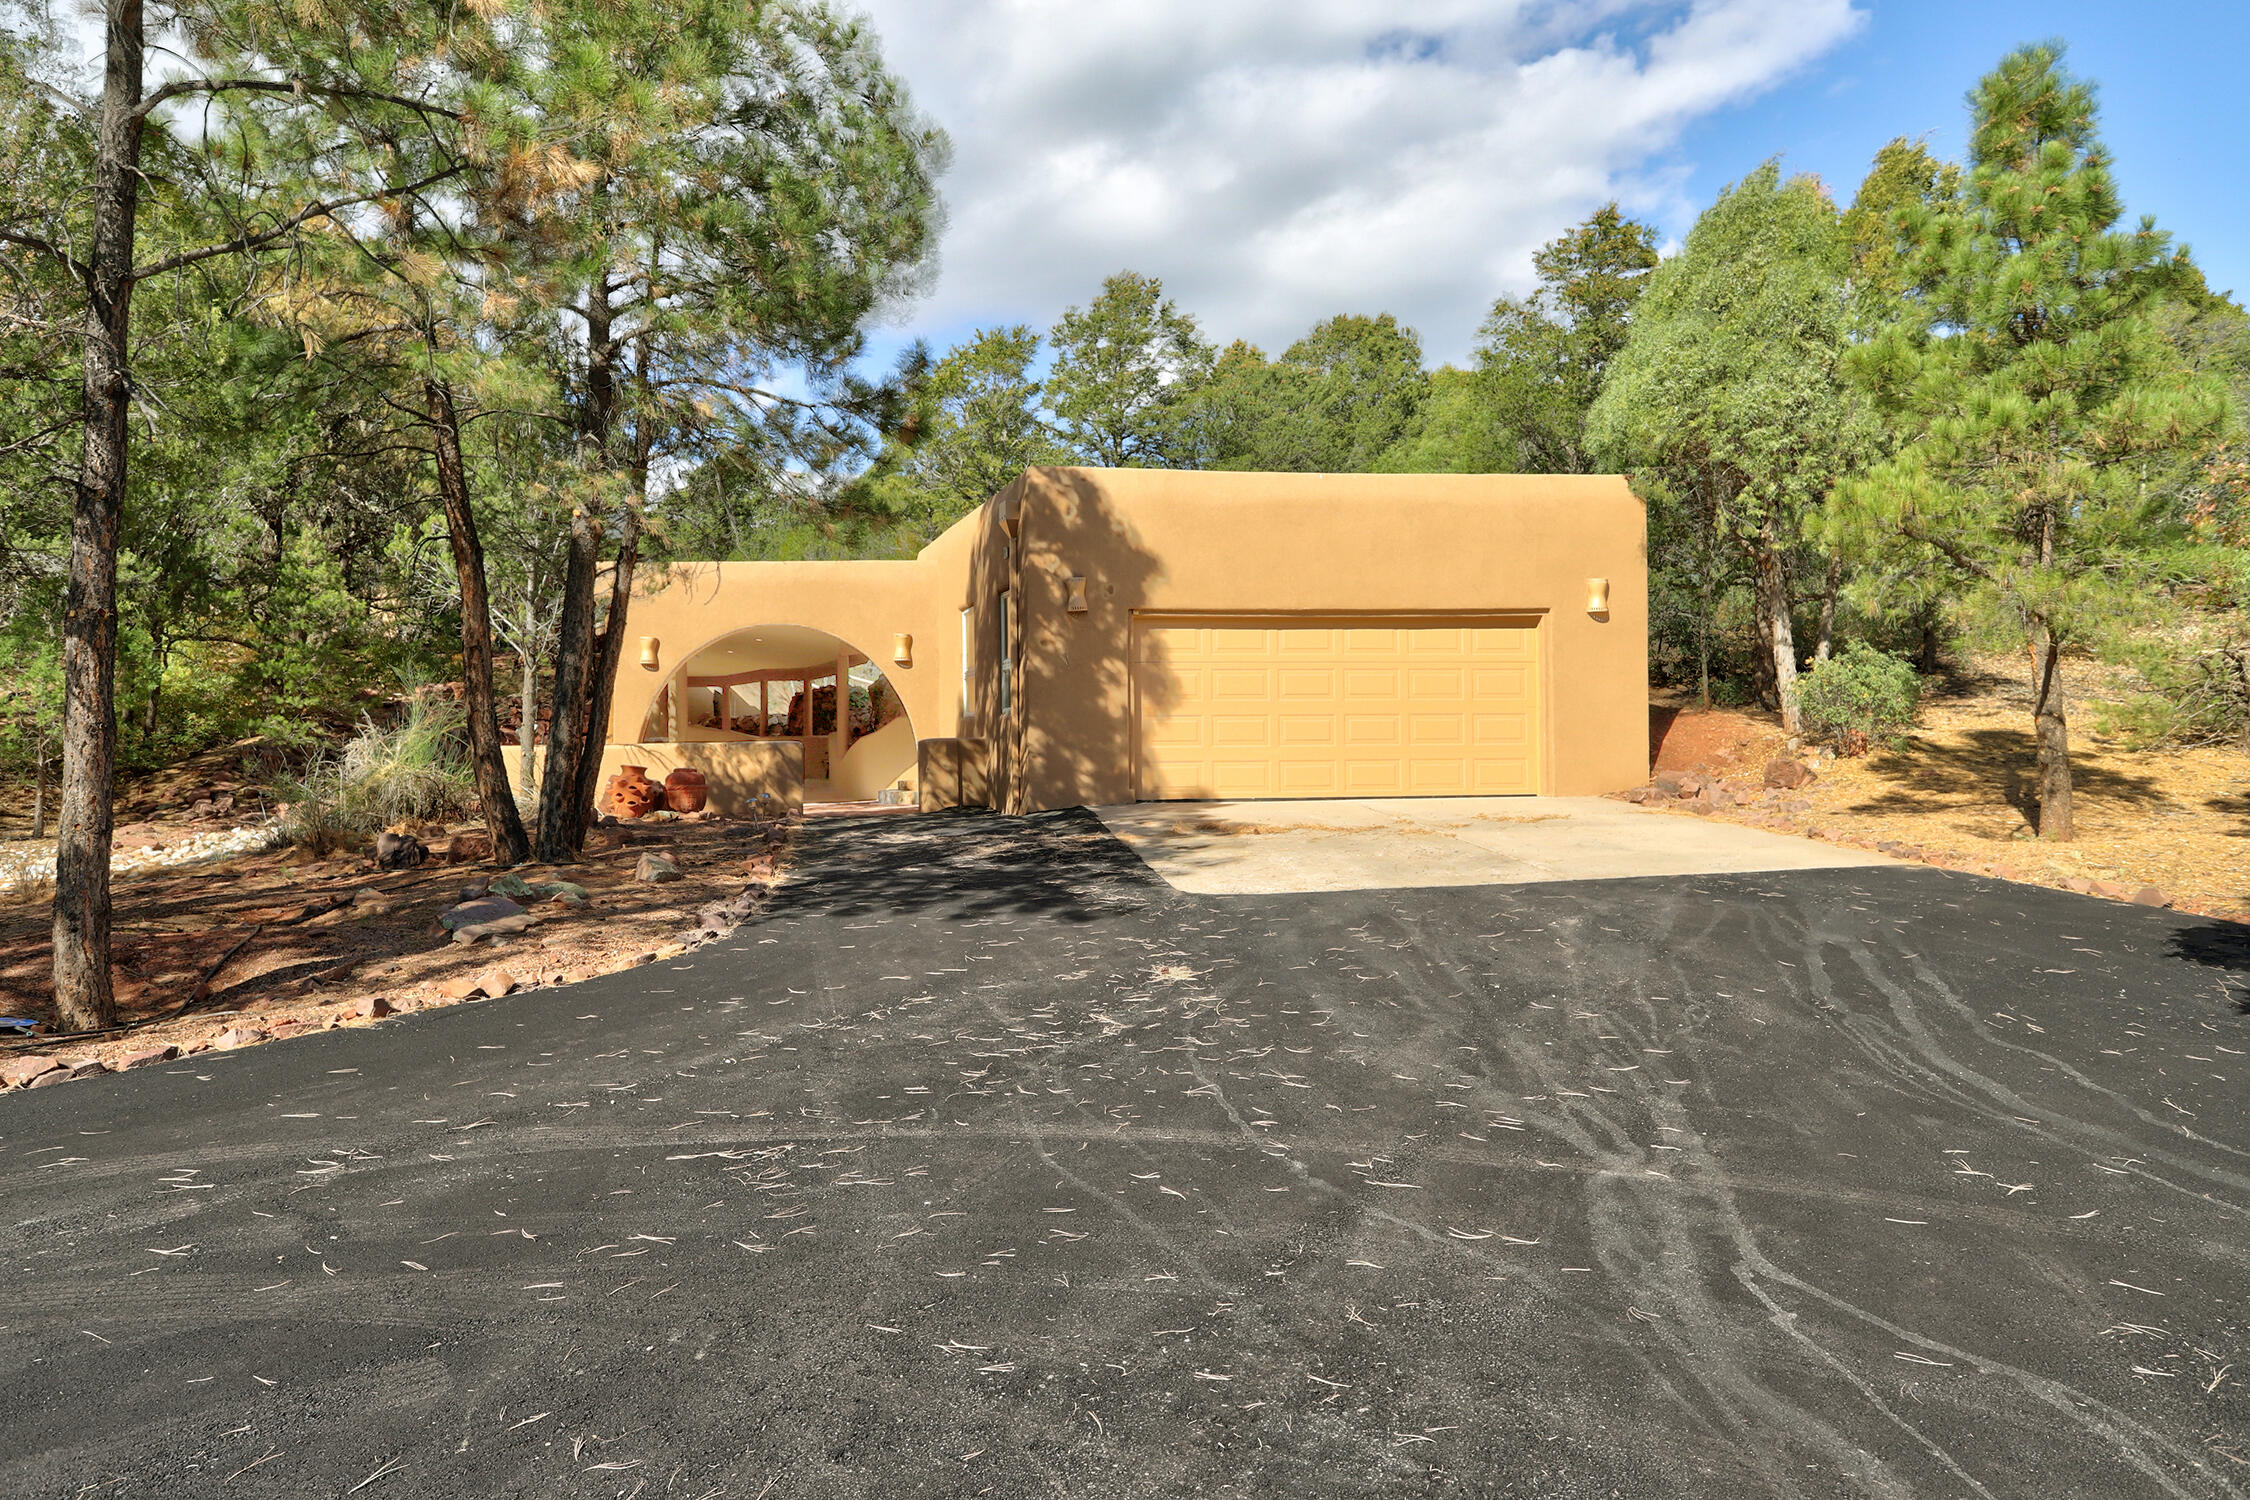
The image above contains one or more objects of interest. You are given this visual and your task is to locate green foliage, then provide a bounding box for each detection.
[1835,43,2229,697]
[1197,315,1429,473]
[1475,204,1661,474]
[1045,271,1214,468]
[1796,644,1922,752]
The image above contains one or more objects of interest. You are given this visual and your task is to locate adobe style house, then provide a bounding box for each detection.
[580,467,1648,815]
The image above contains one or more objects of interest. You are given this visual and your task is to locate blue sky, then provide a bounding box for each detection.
[1671,1,2250,298]
[847,1,2247,370]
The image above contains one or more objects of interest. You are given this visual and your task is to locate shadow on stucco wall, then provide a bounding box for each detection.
[1008,468,1172,813]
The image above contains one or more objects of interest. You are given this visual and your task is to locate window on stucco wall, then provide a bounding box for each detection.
[959,606,972,721]
[998,591,1013,716]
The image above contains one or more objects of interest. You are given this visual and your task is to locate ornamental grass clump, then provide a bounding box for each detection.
[279,697,477,850]
[1797,644,1922,755]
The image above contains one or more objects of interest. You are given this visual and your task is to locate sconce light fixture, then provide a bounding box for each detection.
[892,632,913,666]
[1585,578,1610,616]
[638,636,661,670]
[1065,576,1088,613]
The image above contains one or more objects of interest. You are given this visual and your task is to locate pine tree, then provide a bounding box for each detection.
[1836,44,2227,839]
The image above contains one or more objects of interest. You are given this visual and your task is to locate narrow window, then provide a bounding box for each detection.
[998,592,1013,716]
[959,606,972,720]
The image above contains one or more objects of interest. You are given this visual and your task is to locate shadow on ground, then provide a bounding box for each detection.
[1846,726,2173,826]
[765,806,1169,925]
[2170,919,2250,1011]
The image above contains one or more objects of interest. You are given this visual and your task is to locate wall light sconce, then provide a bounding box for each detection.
[1585,578,1610,616]
[1065,576,1088,613]
[892,632,913,667]
[638,636,661,670]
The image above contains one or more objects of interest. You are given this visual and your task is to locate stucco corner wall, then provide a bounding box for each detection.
[505,740,805,818]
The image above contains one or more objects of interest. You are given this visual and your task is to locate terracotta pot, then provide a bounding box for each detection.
[663,766,708,813]
[604,764,660,819]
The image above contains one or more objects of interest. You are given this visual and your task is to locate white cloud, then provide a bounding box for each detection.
[847,0,1863,363]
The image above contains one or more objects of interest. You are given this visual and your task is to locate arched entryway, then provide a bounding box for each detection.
[646,623,917,805]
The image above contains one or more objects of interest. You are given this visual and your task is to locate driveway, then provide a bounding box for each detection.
[1094,795,1894,893]
[3,810,2246,1498]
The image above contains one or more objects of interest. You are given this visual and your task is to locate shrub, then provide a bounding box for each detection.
[276,696,476,849]
[1797,643,1921,754]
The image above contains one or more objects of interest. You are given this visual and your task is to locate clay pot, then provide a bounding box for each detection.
[663,766,708,814]
[604,764,660,819]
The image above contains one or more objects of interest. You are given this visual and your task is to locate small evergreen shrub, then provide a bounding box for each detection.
[1797,643,1921,754]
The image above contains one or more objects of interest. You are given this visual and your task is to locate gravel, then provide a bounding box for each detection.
[0,823,282,900]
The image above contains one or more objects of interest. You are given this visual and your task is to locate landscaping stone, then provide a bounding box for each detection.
[476,969,521,998]
[446,830,496,865]
[119,1044,179,1070]
[2132,885,2171,908]
[373,831,428,870]
[1763,756,1815,790]
[434,975,483,1001]
[356,996,395,1019]
[441,896,528,931]
[452,913,535,944]
[654,942,689,962]
[214,1027,266,1049]
[3,1056,63,1087]
[28,1066,75,1088]
[2062,877,2095,894]
[635,853,682,883]
[1652,771,1687,795]
[2092,880,2132,901]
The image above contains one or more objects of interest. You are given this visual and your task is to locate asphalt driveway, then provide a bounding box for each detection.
[3,810,2247,1498]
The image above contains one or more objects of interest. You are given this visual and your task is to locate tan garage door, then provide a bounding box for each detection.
[1133,615,1541,800]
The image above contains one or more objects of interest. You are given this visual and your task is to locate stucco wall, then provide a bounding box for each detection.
[506,740,805,817]
[601,467,1647,814]
[989,468,1648,809]
[831,716,916,801]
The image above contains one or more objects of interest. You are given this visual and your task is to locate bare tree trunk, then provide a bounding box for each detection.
[535,500,601,862]
[33,747,48,841]
[517,646,537,801]
[568,501,641,835]
[2031,627,2074,840]
[53,0,146,1032]
[1752,532,1801,735]
[427,375,529,865]
[1814,555,1841,662]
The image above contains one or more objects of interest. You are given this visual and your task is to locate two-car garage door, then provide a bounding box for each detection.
[1133,615,1542,800]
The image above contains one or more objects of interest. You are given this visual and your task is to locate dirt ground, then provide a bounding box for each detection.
[1646,656,2250,922]
[0,806,794,1075]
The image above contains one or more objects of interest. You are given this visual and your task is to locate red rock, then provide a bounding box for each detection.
[214,1027,265,1049]
[119,1044,179,1070]
[476,968,520,998]
[28,1067,74,1088]
[1763,756,1815,790]
[433,975,483,1001]
[356,996,395,1019]
[2131,885,2170,908]
[2062,877,2094,894]
[63,1058,109,1079]
[2092,880,2132,901]
[1992,865,2021,881]
[2,1057,62,1088]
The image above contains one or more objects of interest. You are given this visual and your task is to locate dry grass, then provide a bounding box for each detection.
[1651,657,2250,919]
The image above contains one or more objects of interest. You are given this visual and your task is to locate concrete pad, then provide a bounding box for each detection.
[1093,796,1894,894]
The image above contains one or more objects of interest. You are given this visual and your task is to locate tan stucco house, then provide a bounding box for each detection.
[569,467,1649,816]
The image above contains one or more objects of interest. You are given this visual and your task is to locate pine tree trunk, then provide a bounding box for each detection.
[1752,531,1801,734]
[518,647,538,801]
[427,375,529,866]
[568,501,640,836]
[52,0,146,1033]
[2031,628,2074,840]
[33,749,48,841]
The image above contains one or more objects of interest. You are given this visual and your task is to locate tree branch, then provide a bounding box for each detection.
[133,76,466,125]
[131,164,469,282]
